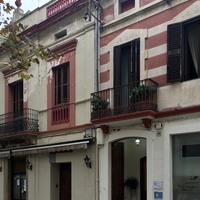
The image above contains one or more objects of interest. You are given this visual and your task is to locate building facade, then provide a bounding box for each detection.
[0,1,97,200]
[92,0,200,200]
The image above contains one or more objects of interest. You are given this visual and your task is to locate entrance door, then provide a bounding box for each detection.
[11,158,26,200]
[140,156,147,200]
[13,174,26,200]
[60,163,71,200]
[112,142,124,200]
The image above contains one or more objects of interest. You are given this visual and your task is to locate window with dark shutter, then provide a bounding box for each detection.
[114,39,140,87]
[167,23,182,83]
[167,16,200,83]
[113,38,140,107]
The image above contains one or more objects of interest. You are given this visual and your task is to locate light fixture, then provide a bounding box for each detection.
[84,155,91,168]
[135,138,140,146]
[26,159,32,171]
[83,0,103,25]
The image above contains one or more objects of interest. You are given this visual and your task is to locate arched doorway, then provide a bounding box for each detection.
[111,138,146,200]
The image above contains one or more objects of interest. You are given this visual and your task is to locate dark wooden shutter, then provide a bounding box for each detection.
[131,39,140,83]
[114,46,121,87]
[167,22,182,82]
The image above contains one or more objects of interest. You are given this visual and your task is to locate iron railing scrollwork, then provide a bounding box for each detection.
[91,79,158,120]
[0,108,39,135]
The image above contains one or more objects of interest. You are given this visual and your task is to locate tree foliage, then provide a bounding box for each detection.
[0,0,54,79]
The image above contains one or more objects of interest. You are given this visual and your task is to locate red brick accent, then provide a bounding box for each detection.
[146,53,167,70]
[100,31,123,47]
[145,31,167,49]
[101,4,114,24]
[151,74,167,87]
[101,0,195,47]
[100,52,110,65]
[140,0,155,7]
[100,70,110,83]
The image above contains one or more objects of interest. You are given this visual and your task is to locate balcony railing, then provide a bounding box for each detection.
[51,103,69,125]
[91,79,158,120]
[0,108,39,135]
[47,0,79,17]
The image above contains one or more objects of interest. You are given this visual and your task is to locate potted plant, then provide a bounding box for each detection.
[91,95,109,112]
[129,85,149,103]
[124,177,138,191]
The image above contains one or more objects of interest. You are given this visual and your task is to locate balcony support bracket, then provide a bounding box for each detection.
[142,118,152,129]
[100,125,109,134]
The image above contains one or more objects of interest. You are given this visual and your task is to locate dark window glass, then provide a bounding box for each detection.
[53,63,69,105]
[119,0,135,13]
[12,81,23,116]
[114,39,140,107]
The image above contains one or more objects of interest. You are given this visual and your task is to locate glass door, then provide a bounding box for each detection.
[13,174,26,200]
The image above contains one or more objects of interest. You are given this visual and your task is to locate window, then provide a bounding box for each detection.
[167,16,200,82]
[114,39,140,107]
[55,29,67,40]
[12,81,23,116]
[119,0,135,13]
[172,133,200,199]
[53,63,69,105]
[114,39,140,86]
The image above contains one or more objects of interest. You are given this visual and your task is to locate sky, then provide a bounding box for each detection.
[5,0,51,13]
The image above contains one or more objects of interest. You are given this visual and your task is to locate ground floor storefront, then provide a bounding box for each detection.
[0,138,96,200]
[98,116,200,200]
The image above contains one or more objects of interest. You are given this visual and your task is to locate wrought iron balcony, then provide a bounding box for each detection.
[0,108,39,136]
[91,79,158,120]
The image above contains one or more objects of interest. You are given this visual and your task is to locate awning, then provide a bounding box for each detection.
[0,140,90,157]
[0,151,10,158]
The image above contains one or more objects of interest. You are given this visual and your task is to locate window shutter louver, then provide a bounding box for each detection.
[114,46,121,86]
[131,39,140,83]
[167,23,182,83]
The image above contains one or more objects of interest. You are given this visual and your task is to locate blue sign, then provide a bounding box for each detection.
[154,192,163,200]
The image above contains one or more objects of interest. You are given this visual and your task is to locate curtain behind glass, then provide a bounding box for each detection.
[187,20,200,76]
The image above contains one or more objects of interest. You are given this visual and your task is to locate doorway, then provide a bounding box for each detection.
[60,163,71,200]
[111,138,146,200]
[11,158,26,200]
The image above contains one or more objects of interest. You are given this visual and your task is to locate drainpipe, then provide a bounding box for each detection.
[94,1,101,92]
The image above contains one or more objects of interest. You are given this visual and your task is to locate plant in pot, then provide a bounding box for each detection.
[129,85,149,103]
[124,177,138,191]
[91,95,109,112]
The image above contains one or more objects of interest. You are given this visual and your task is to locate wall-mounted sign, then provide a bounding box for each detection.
[154,181,163,190]
[154,192,163,200]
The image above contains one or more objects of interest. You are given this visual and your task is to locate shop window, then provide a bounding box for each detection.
[167,16,200,83]
[119,0,135,13]
[53,63,69,105]
[172,133,200,199]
